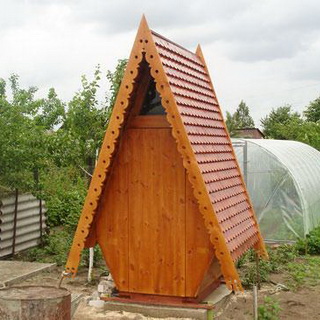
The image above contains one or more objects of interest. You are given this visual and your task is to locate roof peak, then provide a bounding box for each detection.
[150,29,196,56]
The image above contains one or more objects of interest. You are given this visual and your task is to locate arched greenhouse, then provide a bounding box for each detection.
[232,139,320,242]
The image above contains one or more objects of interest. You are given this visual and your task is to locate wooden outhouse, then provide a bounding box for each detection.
[65,16,267,302]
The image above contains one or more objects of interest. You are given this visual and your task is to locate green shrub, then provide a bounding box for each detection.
[258,296,281,320]
[22,165,106,269]
[40,166,87,229]
[25,229,72,266]
[242,258,273,288]
[240,245,298,288]
[25,228,104,267]
[296,226,320,255]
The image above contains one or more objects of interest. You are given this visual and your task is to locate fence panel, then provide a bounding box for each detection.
[0,192,46,258]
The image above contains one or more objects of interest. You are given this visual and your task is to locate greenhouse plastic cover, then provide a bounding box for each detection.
[232,139,320,241]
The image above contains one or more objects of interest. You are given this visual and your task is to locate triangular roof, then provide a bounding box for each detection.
[65,16,267,291]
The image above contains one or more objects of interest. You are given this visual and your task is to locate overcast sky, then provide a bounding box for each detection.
[1,0,320,126]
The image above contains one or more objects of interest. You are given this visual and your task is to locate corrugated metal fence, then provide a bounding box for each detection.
[0,192,46,258]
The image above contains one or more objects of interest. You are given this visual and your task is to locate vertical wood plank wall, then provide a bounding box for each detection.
[185,178,215,296]
[95,124,218,297]
[128,128,186,296]
[96,138,129,291]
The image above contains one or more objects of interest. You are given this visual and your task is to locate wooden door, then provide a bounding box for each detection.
[127,128,186,296]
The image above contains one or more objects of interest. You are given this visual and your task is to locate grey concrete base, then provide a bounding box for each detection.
[104,301,209,320]
[0,261,56,287]
[100,285,231,320]
[73,285,232,319]
[204,284,232,305]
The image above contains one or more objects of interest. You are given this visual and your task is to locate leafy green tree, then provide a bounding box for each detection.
[0,78,5,98]
[260,104,320,150]
[225,111,238,136]
[233,100,255,128]
[53,60,127,173]
[0,75,48,191]
[226,100,255,136]
[106,59,127,110]
[304,96,320,123]
[260,105,302,139]
[292,121,320,150]
[61,66,107,172]
[35,88,66,130]
[0,59,128,200]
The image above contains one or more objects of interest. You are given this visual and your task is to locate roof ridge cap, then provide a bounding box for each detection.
[150,29,196,56]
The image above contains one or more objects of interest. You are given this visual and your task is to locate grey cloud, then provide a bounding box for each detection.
[211,0,320,62]
[225,32,308,62]
[0,2,28,32]
[68,0,252,34]
[287,47,320,81]
[1,0,319,121]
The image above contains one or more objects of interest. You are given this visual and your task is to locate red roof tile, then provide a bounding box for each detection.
[151,31,260,261]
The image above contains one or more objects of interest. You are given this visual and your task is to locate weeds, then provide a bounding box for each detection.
[285,256,320,289]
[239,237,320,290]
[18,227,103,267]
[296,226,320,255]
[258,296,281,320]
[240,245,298,288]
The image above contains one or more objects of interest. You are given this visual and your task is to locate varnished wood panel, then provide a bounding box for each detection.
[185,177,215,297]
[129,115,170,128]
[128,128,186,296]
[96,135,129,292]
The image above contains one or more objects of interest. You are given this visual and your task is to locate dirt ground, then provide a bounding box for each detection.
[17,266,320,319]
[215,285,320,319]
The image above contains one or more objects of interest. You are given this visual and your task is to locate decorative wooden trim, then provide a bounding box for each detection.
[65,17,149,276]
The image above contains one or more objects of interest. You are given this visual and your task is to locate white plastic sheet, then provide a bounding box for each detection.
[232,139,320,241]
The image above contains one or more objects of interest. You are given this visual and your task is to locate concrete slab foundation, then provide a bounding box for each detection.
[0,261,56,287]
[73,285,232,320]
[103,301,209,320]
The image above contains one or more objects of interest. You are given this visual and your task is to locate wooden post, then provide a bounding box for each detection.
[243,140,248,186]
[253,285,258,320]
[39,198,43,245]
[256,252,261,290]
[11,188,18,256]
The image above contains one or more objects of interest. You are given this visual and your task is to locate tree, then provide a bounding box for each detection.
[61,66,107,171]
[35,88,66,130]
[225,111,238,137]
[106,59,127,119]
[260,104,320,150]
[296,121,320,150]
[225,101,255,136]
[0,59,128,193]
[233,100,255,129]
[0,75,49,191]
[53,60,128,173]
[304,96,320,123]
[260,105,302,139]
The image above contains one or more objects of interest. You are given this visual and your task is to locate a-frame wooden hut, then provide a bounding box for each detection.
[65,16,267,302]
